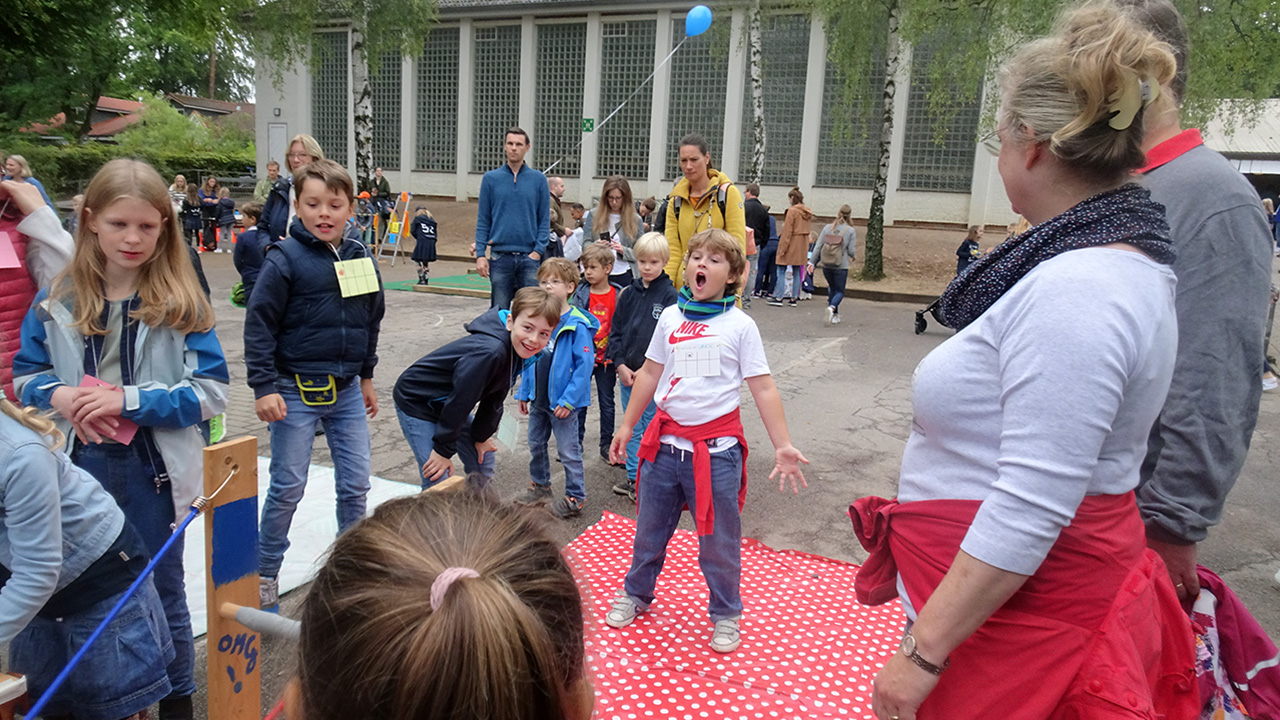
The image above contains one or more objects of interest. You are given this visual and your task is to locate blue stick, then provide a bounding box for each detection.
[26,505,202,718]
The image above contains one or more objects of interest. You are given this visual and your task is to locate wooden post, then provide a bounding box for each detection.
[203,437,261,720]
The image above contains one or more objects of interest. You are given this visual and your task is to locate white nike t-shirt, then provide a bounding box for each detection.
[645,305,770,452]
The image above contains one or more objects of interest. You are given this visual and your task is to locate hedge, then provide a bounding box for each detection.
[3,139,255,199]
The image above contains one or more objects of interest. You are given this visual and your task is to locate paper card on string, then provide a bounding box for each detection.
[672,340,720,378]
[0,230,21,270]
[334,257,380,297]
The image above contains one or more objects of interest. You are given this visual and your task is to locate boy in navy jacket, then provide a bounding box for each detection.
[243,159,385,608]
[606,232,679,499]
[393,287,559,489]
[512,258,598,519]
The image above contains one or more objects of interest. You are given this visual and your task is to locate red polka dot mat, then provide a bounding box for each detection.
[566,511,907,719]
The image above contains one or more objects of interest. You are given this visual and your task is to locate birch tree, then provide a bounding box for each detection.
[746,0,767,184]
[814,0,1280,281]
[246,0,437,191]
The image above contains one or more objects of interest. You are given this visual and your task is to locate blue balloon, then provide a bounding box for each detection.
[686,5,713,37]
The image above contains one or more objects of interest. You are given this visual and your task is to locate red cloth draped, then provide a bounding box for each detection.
[0,217,38,401]
[849,493,1197,720]
[636,408,747,536]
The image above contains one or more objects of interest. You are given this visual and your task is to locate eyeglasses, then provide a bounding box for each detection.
[606,194,623,201]
[288,152,311,159]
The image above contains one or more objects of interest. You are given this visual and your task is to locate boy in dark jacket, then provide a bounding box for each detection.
[409,207,438,286]
[243,160,386,609]
[216,187,236,252]
[393,287,559,489]
[606,232,678,499]
[233,202,266,303]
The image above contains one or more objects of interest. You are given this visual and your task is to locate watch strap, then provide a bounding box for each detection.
[902,632,948,676]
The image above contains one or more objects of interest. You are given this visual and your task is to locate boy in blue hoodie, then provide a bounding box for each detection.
[513,257,598,518]
[393,287,559,490]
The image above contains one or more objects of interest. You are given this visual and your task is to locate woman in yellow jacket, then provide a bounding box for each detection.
[664,133,747,285]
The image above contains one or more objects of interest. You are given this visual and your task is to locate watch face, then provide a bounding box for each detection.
[901,634,915,655]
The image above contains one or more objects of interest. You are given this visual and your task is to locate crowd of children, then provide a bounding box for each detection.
[0,132,816,718]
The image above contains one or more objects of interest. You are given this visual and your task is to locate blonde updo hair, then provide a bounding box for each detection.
[998,1,1176,184]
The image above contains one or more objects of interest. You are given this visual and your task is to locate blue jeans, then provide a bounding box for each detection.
[755,242,777,295]
[775,265,802,299]
[73,441,195,698]
[12,579,174,720]
[823,267,848,311]
[396,405,494,489]
[260,382,371,579]
[619,383,657,481]
[488,251,540,309]
[623,443,744,621]
[527,403,586,500]
[577,362,616,453]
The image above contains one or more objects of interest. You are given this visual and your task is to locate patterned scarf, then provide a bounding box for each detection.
[938,183,1175,330]
[677,286,736,320]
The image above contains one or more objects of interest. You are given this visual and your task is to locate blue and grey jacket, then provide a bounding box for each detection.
[0,413,126,645]
[515,306,598,411]
[13,288,229,521]
[243,220,386,398]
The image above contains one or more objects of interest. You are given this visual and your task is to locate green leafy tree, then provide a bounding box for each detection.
[123,20,255,102]
[813,0,1280,280]
[245,0,438,191]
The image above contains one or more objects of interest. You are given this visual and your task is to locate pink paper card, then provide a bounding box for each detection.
[78,375,139,445]
[0,230,20,270]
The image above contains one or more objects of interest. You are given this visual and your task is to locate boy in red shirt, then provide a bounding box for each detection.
[572,243,624,462]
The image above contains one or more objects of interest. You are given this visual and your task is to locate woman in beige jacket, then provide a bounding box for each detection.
[769,187,813,307]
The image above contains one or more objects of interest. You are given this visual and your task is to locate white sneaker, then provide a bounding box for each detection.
[1264,373,1278,391]
[260,576,279,608]
[825,306,834,324]
[831,313,842,324]
[710,616,741,653]
[605,593,641,628]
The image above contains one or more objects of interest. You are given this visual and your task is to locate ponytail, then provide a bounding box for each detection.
[1,399,63,448]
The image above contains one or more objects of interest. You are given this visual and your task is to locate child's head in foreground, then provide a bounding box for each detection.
[684,228,745,301]
[579,243,614,288]
[508,287,561,358]
[633,232,669,284]
[537,257,579,304]
[289,490,593,720]
[240,201,263,227]
[292,159,354,245]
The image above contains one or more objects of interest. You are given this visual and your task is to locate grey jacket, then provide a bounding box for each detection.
[582,209,642,266]
[808,223,857,270]
[1136,140,1273,545]
[0,413,125,644]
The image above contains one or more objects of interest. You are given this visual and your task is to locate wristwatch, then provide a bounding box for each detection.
[900,631,949,675]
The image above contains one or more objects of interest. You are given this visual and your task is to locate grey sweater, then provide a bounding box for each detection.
[1136,140,1273,545]
[899,249,1178,575]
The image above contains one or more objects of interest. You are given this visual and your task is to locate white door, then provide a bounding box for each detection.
[268,123,289,173]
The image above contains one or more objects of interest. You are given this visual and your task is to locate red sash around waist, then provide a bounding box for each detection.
[637,407,747,536]
[848,493,1196,720]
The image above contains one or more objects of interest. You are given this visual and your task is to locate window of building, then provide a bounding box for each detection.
[816,51,886,188]
[739,13,810,186]
[597,19,656,179]
[665,16,730,181]
[472,24,522,172]
[535,22,587,176]
[416,27,460,172]
[899,41,982,192]
[371,51,401,171]
[312,31,349,167]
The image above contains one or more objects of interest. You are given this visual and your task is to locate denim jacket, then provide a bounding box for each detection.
[13,288,230,521]
[0,413,125,644]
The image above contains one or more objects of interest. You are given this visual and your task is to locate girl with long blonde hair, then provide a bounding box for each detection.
[585,175,643,285]
[13,158,229,719]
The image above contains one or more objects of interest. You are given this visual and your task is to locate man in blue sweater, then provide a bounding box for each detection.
[475,127,551,309]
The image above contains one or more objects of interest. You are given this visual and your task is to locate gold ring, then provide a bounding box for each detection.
[1175,582,1184,588]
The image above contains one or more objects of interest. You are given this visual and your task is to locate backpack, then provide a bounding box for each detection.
[671,182,730,226]
[818,225,847,268]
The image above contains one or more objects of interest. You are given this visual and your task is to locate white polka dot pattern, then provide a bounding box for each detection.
[565,511,907,719]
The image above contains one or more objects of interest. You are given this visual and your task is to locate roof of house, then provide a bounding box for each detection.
[1202,100,1280,158]
[95,96,145,115]
[166,93,255,115]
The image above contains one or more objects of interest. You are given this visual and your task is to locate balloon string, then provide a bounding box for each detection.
[545,36,690,174]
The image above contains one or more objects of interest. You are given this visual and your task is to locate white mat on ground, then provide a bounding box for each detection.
[183,457,420,637]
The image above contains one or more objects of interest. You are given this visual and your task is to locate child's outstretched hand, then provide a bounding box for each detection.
[769,444,810,494]
[609,426,632,465]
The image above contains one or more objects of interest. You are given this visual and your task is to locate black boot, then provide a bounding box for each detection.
[158,694,194,720]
